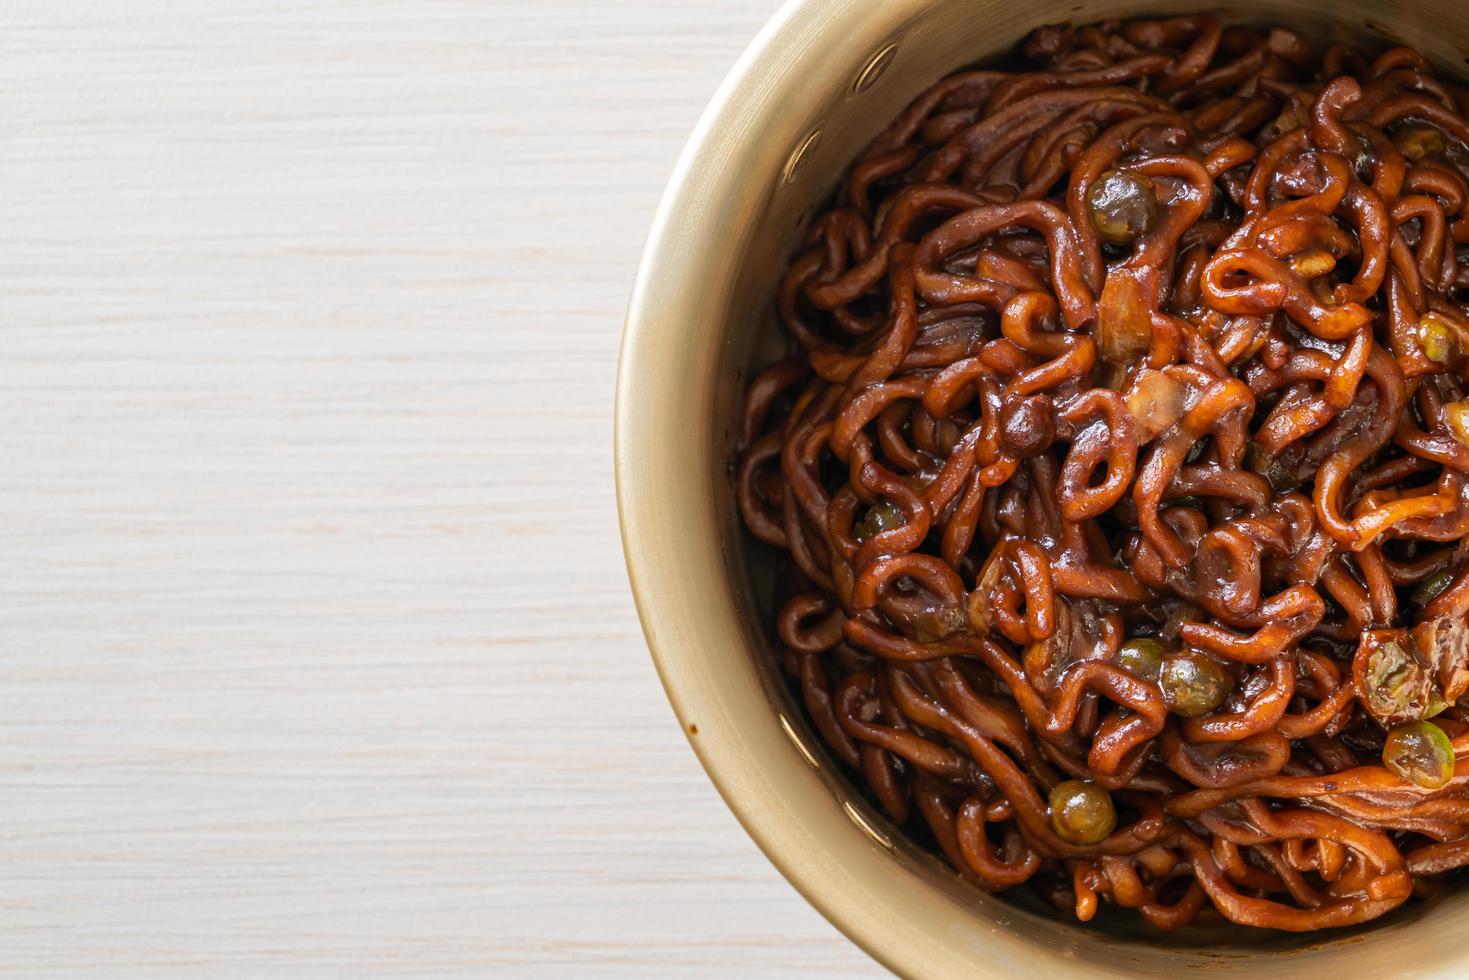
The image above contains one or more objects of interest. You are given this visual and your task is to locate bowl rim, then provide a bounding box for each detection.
[615,2,917,972]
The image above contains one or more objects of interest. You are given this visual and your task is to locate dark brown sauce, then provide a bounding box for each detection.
[736,15,1469,932]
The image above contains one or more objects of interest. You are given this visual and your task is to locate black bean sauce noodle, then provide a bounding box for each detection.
[736,16,1469,931]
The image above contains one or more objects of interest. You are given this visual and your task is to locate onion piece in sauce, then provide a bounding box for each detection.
[1123,367,1186,442]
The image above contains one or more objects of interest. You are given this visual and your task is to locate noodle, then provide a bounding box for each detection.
[736,16,1469,932]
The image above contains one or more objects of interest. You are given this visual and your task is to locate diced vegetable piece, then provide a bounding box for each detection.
[1123,368,1186,441]
[1414,611,1469,706]
[966,549,1009,634]
[911,603,967,643]
[1395,123,1448,162]
[1097,266,1156,364]
[1418,313,1460,366]
[1355,630,1433,727]
[1412,569,1456,608]
[1087,169,1158,244]
[1445,402,1469,447]
[1290,248,1336,279]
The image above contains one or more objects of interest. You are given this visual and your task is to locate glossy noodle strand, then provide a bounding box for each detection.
[737,16,1469,932]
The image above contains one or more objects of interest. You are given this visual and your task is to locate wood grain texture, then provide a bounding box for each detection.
[0,1,884,975]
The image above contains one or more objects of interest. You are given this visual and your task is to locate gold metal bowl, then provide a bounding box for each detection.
[616,1,1469,975]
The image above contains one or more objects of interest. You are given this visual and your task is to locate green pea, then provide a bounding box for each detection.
[1087,169,1158,245]
[1411,569,1456,608]
[1160,652,1233,718]
[1383,720,1456,789]
[1116,637,1165,683]
[1395,123,1447,162]
[1048,780,1117,845]
[853,500,905,542]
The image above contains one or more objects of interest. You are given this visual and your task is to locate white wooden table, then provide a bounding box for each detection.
[0,2,883,975]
